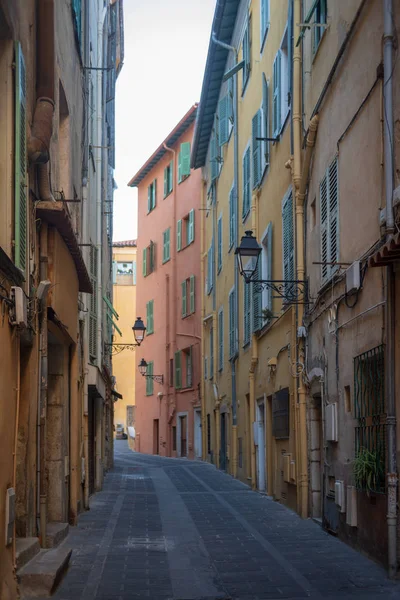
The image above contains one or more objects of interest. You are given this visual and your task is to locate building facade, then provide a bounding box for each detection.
[0,1,123,597]
[129,106,203,459]
[112,240,137,450]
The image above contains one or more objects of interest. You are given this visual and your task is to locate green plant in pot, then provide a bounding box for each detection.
[353,447,385,495]
[262,308,274,323]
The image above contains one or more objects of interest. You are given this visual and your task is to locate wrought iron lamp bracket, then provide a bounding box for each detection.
[245,278,308,304]
[141,373,164,385]
[104,343,140,356]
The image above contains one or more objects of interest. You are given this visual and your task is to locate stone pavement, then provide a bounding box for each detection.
[26,441,400,600]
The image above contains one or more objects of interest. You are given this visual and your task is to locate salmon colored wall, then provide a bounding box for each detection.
[135,120,202,458]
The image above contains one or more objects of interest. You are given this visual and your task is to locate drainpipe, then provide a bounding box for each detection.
[383,0,397,578]
[12,330,20,569]
[249,192,260,490]
[200,180,207,460]
[39,223,48,547]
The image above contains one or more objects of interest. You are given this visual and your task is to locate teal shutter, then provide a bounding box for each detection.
[261,0,269,45]
[180,142,191,177]
[210,131,218,181]
[142,248,147,276]
[242,19,251,89]
[146,361,154,395]
[229,289,235,357]
[217,216,222,272]
[262,74,270,165]
[283,191,294,281]
[169,161,173,193]
[178,149,182,183]
[211,236,215,290]
[218,309,224,371]
[266,225,273,310]
[189,275,195,314]
[252,259,261,332]
[210,326,214,378]
[273,51,281,137]
[186,346,193,387]
[163,229,170,262]
[181,281,187,317]
[229,187,235,247]
[14,42,27,272]
[167,228,170,260]
[228,77,234,122]
[147,185,151,213]
[175,351,182,389]
[146,300,154,334]
[177,219,182,251]
[164,167,167,197]
[153,179,157,208]
[252,110,262,188]
[218,96,229,145]
[242,148,251,218]
[244,281,251,344]
[188,209,195,243]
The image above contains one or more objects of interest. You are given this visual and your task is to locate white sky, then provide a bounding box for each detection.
[113,0,216,242]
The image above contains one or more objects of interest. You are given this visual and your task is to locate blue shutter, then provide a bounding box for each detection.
[261,0,269,45]
[210,131,218,181]
[217,216,222,272]
[252,110,262,188]
[218,309,224,371]
[180,142,191,177]
[229,187,236,248]
[287,0,293,103]
[229,289,236,357]
[273,51,281,137]
[228,77,234,123]
[14,42,27,272]
[262,74,270,165]
[207,246,212,295]
[242,148,251,219]
[218,96,229,146]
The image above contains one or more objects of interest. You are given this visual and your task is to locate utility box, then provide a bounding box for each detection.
[5,488,15,546]
[326,403,338,442]
[335,480,345,512]
[283,453,292,483]
[10,286,27,328]
[345,261,361,295]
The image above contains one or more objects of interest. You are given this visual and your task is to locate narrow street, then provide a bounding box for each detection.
[23,442,400,600]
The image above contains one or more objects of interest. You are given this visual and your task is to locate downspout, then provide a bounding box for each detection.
[249,191,260,490]
[39,223,48,547]
[12,330,20,570]
[212,31,239,477]
[383,0,397,578]
[200,180,207,460]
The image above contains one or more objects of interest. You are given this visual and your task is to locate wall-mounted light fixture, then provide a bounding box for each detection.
[105,316,146,355]
[138,358,164,384]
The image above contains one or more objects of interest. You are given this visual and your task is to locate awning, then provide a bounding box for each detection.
[368,234,400,268]
[111,389,123,400]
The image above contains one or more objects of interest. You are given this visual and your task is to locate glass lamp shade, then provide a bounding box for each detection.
[235,230,261,281]
[132,316,146,345]
[138,358,148,376]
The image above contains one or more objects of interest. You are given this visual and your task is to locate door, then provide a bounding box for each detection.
[180,415,187,457]
[220,412,227,471]
[194,409,202,458]
[153,419,159,455]
[256,400,266,492]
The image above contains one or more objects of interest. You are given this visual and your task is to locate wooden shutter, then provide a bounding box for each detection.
[142,247,147,277]
[217,216,222,272]
[229,187,235,247]
[242,148,251,218]
[177,219,182,251]
[244,280,251,344]
[218,96,229,146]
[189,275,195,314]
[188,209,195,243]
[282,191,294,281]
[321,157,339,282]
[252,259,261,332]
[175,351,182,389]
[14,42,27,272]
[262,74,270,165]
[146,300,154,334]
[146,361,154,396]
[180,142,191,177]
[218,309,224,371]
[178,149,182,183]
[273,51,281,137]
[153,179,157,208]
[181,280,187,317]
[211,236,215,290]
[252,110,262,188]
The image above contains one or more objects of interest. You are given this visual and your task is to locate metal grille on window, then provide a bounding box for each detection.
[354,345,386,493]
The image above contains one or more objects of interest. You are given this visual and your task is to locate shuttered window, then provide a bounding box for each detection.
[178,142,191,183]
[218,96,229,146]
[229,287,236,358]
[252,258,262,332]
[210,129,219,181]
[260,0,270,49]
[218,308,224,372]
[273,51,281,137]
[181,281,187,317]
[147,179,156,212]
[14,42,27,272]
[228,76,234,123]
[262,74,270,166]
[207,239,214,295]
[242,16,251,92]
[177,219,182,251]
[146,300,154,334]
[313,0,327,53]
[186,347,193,388]
[210,326,214,379]
[244,280,251,345]
[217,215,223,273]
[188,209,195,244]
[142,248,147,276]
[242,147,251,218]
[175,351,182,389]
[252,111,262,189]
[146,361,154,396]
[282,190,294,282]
[164,161,173,197]
[162,228,170,263]
[89,246,98,363]
[229,186,236,249]
[189,275,195,314]
[320,157,339,283]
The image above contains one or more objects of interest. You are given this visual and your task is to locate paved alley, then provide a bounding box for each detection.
[30,442,400,600]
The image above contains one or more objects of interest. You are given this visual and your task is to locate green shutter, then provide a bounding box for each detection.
[217,216,222,272]
[177,219,182,251]
[14,41,27,272]
[147,185,151,213]
[142,248,147,277]
[189,275,195,314]
[218,96,229,145]
[229,187,235,247]
[168,161,173,193]
[167,228,170,260]
[273,51,281,136]
[146,300,154,334]
[262,74,270,165]
[188,209,195,243]
[180,142,191,177]
[146,361,154,395]
[163,229,170,263]
[186,347,193,387]
[181,281,187,317]
[252,110,262,188]
[175,351,182,389]
[153,179,157,208]
[164,166,168,198]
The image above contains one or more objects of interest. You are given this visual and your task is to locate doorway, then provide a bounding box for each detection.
[153,419,159,455]
[180,415,187,457]
[256,399,266,492]
[220,412,227,471]
[194,409,202,459]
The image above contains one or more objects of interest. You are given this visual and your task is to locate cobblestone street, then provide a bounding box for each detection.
[31,442,400,600]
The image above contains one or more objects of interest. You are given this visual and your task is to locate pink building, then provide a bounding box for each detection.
[128,105,202,459]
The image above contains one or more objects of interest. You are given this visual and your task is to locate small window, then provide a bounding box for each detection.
[181,275,195,318]
[164,161,173,198]
[147,179,157,213]
[116,262,134,285]
[175,347,193,389]
[142,241,156,277]
[177,210,195,251]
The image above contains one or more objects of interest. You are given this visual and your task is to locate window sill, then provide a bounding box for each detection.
[163,190,173,200]
[178,174,190,185]
[162,258,170,265]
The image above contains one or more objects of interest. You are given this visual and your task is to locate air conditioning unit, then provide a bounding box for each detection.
[346,261,361,295]
[283,453,292,483]
[346,486,357,527]
[335,480,345,512]
[10,287,27,328]
[326,403,338,442]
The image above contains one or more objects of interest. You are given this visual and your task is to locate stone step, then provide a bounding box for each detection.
[16,538,41,570]
[17,546,72,598]
[45,522,69,548]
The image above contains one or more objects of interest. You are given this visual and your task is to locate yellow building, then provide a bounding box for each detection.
[112,241,137,450]
[192,0,308,516]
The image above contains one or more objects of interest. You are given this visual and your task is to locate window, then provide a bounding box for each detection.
[262,73,270,167]
[147,179,157,213]
[185,347,193,388]
[164,161,173,197]
[243,145,251,217]
[14,42,27,273]
[282,189,294,282]
[320,157,339,283]
[207,414,211,454]
[218,95,229,147]
[206,239,214,295]
[252,112,262,189]
[115,261,134,285]
[177,209,195,251]
[242,15,251,92]
[273,27,291,138]
[172,426,177,451]
[210,122,221,181]
[260,0,270,50]
[146,361,154,396]
[272,388,289,438]
[146,300,154,334]
[178,142,191,183]
[142,241,156,277]
[181,275,195,317]
[175,347,193,389]
[313,0,327,53]
[229,185,236,249]
[229,287,236,358]
[243,277,251,346]
[260,223,273,322]
[162,228,171,263]
[218,308,224,371]
[175,351,182,389]
[217,215,223,273]
[209,326,214,379]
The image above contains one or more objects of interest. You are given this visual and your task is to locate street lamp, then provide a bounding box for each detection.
[235,230,308,304]
[105,316,147,355]
[138,358,164,384]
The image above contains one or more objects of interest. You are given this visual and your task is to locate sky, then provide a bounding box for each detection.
[112,0,217,242]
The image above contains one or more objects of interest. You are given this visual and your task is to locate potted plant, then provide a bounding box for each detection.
[353,447,384,495]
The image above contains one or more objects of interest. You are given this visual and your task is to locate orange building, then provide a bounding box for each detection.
[128,105,202,459]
